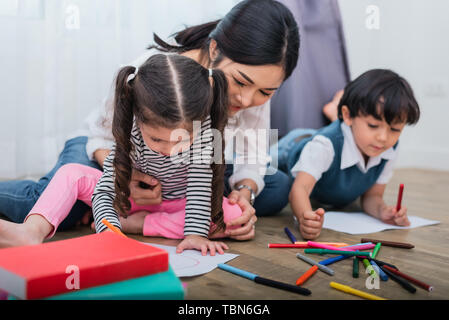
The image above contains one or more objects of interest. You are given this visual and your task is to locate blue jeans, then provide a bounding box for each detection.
[0,136,101,230]
[224,164,292,217]
[271,128,317,177]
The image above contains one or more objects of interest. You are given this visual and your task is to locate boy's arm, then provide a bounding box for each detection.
[289,172,325,239]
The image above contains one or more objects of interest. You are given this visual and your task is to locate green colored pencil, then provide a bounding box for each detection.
[371,243,381,259]
[353,257,359,278]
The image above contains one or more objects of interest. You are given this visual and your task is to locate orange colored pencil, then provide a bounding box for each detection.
[296,265,319,286]
[295,241,349,247]
[101,218,127,238]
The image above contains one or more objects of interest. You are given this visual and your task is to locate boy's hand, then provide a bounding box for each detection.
[176,235,229,256]
[380,205,410,226]
[299,208,325,240]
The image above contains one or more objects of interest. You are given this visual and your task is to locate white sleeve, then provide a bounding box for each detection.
[227,100,271,196]
[290,135,335,181]
[376,145,400,184]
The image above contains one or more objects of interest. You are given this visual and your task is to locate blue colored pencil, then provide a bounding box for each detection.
[284,227,297,243]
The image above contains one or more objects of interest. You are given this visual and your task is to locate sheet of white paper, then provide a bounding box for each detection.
[322,211,440,235]
[143,243,239,277]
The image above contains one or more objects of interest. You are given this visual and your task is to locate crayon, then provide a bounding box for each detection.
[295,242,349,247]
[268,243,310,248]
[360,238,414,249]
[308,241,375,252]
[353,257,359,278]
[284,227,297,243]
[371,243,382,259]
[296,253,335,276]
[218,264,311,296]
[396,183,404,211]
[381,266,416,293]
[382,265,433,292]
[101,218,127,238]
[296,265,318,286]
[330,282,386,300]
[370,260,388,281]
[363,258,377,279]
[304,249,371,257]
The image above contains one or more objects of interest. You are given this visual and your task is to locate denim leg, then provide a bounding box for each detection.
[0,136,102,230]
[253,167,293,217]
[270,128,317,174]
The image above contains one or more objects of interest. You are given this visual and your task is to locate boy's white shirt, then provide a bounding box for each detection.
[291,122,398,185]
[76,49,270,196]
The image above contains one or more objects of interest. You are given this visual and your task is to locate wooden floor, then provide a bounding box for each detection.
[4,168,449,300]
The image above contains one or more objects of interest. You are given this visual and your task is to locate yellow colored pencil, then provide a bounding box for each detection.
[101,218,127,238]
[330,281,387,300]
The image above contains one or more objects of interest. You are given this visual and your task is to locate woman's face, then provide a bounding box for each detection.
[214,58,285,116]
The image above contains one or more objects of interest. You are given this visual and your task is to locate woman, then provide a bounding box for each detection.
[0,0,300,241]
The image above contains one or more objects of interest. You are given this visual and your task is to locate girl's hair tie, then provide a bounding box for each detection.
[127,66,139,83]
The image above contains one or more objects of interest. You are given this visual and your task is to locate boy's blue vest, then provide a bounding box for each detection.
[287,120,397,207]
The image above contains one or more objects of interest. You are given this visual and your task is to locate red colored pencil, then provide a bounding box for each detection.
[396,183,404,211]
[268,243,310,248]
[382,265,433,292]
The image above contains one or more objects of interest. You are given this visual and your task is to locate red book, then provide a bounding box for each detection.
[0,232,168,299]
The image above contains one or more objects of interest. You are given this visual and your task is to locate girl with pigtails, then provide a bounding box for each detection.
[1,54,241,255]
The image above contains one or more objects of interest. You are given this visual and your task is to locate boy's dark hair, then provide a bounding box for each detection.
[337,69,420,125]
[149,0,300,81]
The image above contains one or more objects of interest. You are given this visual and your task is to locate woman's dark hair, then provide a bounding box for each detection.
[112,54,229,233]
[150,0,300,80]
[337,69,420,125]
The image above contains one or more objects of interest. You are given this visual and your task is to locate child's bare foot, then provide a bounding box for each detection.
[119,211,148,234]
[323,89,344,122]
[0,215,53,248]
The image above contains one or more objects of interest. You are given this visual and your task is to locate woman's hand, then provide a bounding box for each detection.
[224,190,257,240]
[176,235,229,256]
[129,169,162,206]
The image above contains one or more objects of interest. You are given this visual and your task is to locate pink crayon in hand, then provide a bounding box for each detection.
[396,183,404,211]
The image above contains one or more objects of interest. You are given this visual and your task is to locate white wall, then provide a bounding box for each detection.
[0,0,239,179]
[339,0,449,171]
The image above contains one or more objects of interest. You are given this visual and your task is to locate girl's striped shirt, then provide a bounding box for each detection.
[92,117,214,237]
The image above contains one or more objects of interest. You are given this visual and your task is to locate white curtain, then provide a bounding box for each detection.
[0,0,239,179]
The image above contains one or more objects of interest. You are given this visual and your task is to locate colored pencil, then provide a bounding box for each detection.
[318,243,371,266]
[218,264,311,296]
[296,265,318,286]
[304,249,371,257]
[382,265,433,292]
[284,227,297,243]
[101,218,127,238]
[370,260,388,281]
[363,258,378,279]
[295,241,349,247]
[330,282,386,300]
[352,257,359,278]
[360,238,414,249]
[371,243,382,259]
[381,266,416,293]
[268,243,310,248]
[396,183,404,211]
[296,253,335,276]
[307,241,375,252]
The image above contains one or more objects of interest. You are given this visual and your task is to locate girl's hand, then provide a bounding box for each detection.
[129,169,162,206]
[299,208,325,240]
[380,205,410,226]
[176,235,229,256]
[225,190,257,241]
